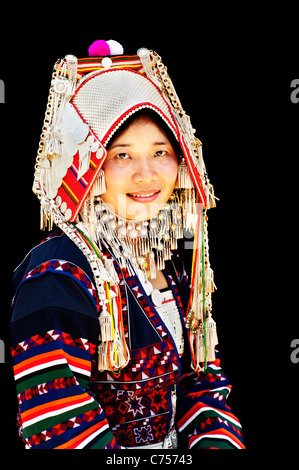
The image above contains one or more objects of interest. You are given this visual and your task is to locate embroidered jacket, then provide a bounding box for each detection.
[10,231,245,449]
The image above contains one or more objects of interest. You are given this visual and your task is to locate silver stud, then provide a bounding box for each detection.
[137,48,149,58]
[73,123,89,144]
[101,57,112,69]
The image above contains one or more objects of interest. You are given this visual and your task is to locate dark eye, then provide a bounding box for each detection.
[117,153,130,160]
[155,150,167,157]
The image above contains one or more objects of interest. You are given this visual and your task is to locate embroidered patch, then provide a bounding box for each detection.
[12,258,100,312]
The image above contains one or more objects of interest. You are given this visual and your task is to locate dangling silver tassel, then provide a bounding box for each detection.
[40,204,47,230]
[94,169,106,196]
[204,179,218,209]
[78,149,91,181]
[65,54,78,96]
[202,211,218,364]
[195,138,205,176]
[176,158,194,189]
[149,219,158,249]
[149,251,156,279]
[86,187,99,243]
[156,241,165,271]
[104,257,119,285]
[203,213,217,293]
[205,266,216,293]
[196,331,206,364]
[39,160,52,198]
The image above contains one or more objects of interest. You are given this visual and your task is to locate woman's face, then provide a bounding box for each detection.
[101,115,179,220]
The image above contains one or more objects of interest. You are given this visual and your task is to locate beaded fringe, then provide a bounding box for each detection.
[186,206,218,373]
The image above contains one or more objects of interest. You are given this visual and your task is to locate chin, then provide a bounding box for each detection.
[125,201,165,221]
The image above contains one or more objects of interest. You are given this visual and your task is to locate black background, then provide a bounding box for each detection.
[0,6,298,465]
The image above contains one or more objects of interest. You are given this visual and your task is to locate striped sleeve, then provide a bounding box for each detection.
[10,268,121,449]
[176,357,245,449]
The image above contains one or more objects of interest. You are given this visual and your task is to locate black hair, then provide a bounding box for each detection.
[106,108,182,158]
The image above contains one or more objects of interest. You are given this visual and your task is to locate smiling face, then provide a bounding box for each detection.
[101,113,179,220]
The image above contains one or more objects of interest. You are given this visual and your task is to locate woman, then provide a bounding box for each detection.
[10,40,245,449]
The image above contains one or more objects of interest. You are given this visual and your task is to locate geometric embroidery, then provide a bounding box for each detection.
[86,249,186,446]
[17,376,78,404]
[134,425,154,444]
[100,255,186,439]
[27,407,101,447]
[11,329,96,357]
[125,394,145,418]
[13,258,100,312]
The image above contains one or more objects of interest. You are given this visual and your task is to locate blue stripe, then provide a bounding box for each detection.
[13,334,91,365]
[19,383,88,413]
[33,411,103,449]
[69,166,87,187]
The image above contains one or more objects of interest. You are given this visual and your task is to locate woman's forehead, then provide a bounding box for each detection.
[107,111,180,154]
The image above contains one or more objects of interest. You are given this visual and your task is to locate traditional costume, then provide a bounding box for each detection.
[10,40,245,449]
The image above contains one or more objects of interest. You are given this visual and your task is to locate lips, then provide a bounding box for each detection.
[126,190,161,202]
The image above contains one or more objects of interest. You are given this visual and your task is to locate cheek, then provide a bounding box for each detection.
[102,162,125,192]
[163,158,178,187]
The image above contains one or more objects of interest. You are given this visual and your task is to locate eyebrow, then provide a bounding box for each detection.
[109,141,169,150]
[109,143,131,149]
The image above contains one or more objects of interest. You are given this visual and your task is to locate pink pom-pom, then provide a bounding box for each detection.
[88,40,111,57]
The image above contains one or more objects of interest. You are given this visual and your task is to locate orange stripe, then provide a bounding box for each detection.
[22,392,92,422]
[178,403,240,429]
[14,350,65,375]
[14,349,90,376]
[189,428,245,449]
[54,421,106,449]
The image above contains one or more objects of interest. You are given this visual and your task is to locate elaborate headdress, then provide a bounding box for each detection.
[33,39,218,374]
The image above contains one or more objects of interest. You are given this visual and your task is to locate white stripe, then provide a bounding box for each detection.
[75,423,110,449]
[207,364,222,371]
[78,60,140,69]
[15,356,90,382]
[190,433,243,449]
[69,364,90,377]
[179,406,241,432]
[23,396,94,429]
[208,386,231,393]
[15,358,67,381]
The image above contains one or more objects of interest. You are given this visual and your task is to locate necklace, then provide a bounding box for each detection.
[92,194,184,281]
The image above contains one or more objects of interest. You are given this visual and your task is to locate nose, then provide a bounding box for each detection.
[132,157,159,184]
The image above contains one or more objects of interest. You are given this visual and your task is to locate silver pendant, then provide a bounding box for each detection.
[151,288,163,307]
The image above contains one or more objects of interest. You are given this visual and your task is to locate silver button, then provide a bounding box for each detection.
[101,57,112,69]
[151,289,163,307]
[72,123,89,144]
[137,48,149,58]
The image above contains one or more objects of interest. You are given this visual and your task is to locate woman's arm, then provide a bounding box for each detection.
[176,355,245,449]
[10,267,122,449]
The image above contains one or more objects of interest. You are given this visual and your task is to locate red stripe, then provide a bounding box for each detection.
[177,402,240,430]
[22,393,92,423]
[189,428,245,449]
[55,420,108,449]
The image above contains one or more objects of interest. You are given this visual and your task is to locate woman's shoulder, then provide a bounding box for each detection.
[11,230,100,330]
[12,230,94,291]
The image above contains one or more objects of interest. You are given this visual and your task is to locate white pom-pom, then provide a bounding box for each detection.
[106,40,124,56]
